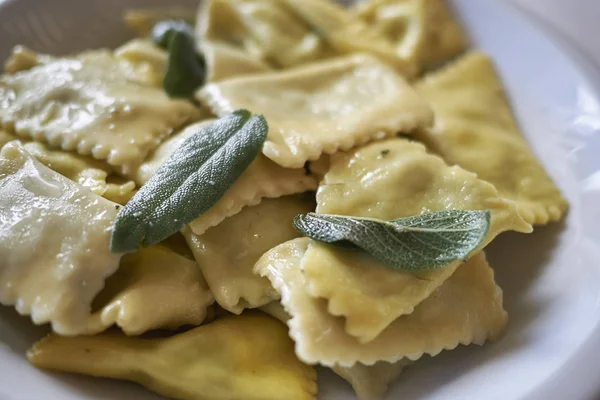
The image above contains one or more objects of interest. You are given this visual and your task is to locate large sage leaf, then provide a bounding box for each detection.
[111,110,268,253]
[293,210,491,271]
[152,20,206,98]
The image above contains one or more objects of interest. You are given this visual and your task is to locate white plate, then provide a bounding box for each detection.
[1,0,600,399]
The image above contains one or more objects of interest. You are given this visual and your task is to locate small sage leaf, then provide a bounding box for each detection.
[111,110,268,254]
[152,20,206,98]
[293,210,491,271]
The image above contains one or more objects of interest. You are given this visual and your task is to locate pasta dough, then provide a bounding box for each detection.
[332,361,409,400]
[415,51,568,225]
[183,195,314,314]
[279,0,417,77]
[134,120,317,234]
[0,131,135,204]
[255,238,507,366]
[354,0,468,70]
[0,142,122,335]
[198,54,433,169]
[196,0,274,81]
[0,49,200,173]
[302,138,531,343]
[196,0,415,77]
[89,246,214,335]
[28,312,318,400]
[260,301,407,400]
[114,39,168,88]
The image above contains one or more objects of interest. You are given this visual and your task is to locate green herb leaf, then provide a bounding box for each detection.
[111,110,268,254]
[293,210,491,271]
[152,20,206,98]
[151,20,194,49]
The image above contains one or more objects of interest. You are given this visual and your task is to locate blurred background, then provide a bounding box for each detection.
[509,0,600,66]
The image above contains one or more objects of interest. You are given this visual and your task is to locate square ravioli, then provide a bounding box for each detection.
[0,142,122,335]
[415,51,568,225]
[183,195,314,314]
[301,138,530,343]
[198,54,433,169]
[0,49,200,174]
[255,238,507,367]
[354,0,468,70]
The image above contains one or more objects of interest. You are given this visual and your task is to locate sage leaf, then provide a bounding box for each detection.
[111,110,268,254]
[151,20,194,49]
[293,210,491,271]
[152,20,206,98]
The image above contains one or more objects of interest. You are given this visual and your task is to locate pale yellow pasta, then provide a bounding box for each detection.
[354,0,468,70]
[196,0,274,81]
[196,0,415,77]
[198,54,433,169]
[301,138,530,343]
[0,131,135,203]
[29,312,318,400]
[114,39,167,87]
[280,0,417,77]
[0,142,122,335]
[183,195,314,314]
[332,361,409,400]
[4,45,52,73]
[124,8,195,37]
[134,120,317,234]
[255,238,507,367]
[89,246,214,335]
[260,300,408,400]
[415,52,568,225]
[0,49,200,173]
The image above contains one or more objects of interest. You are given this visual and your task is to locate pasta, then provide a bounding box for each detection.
[0,1,571,398]
[89,245,214,335]
[354,0,468,70]
[415,51,568,224]
[255,238,507,367]
[0,49,200,173]
[28,312,318,400]
[261,300,409,400]
[199,54,433,169]
[0,142,122,335]
[302,138,530,342]
[183,195,314,314]
[0,132,135,204]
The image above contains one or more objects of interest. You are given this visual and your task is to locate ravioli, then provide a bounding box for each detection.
[256,238,507,366]
[0,142,122,335]
[301,138,530,343]
[0,131,135,203]
[196,0,274,81]
[134,120,317,234]
[260,300,407,400]
[0,49,200,173]
[280,0,417,77]
[89,246,214,335]
[354,0,468,70]
[114,39,168,88]
[332,361,409,400]
[415,52,568,225]
[28,312,318,400]
[124,8,195,37]
[198,54,433,169]
[4,45,52,73]
[183,195,314,314]
[197,0,335,70]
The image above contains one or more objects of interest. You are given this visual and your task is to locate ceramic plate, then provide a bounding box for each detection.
[0,0,599,399]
